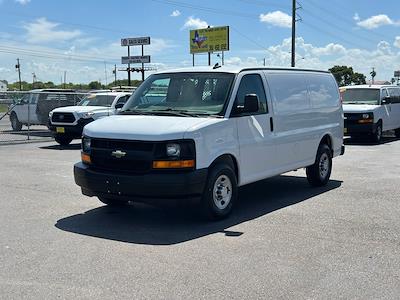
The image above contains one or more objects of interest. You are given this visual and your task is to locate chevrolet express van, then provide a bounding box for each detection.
[342,85,400,142]
[74,67,344,219]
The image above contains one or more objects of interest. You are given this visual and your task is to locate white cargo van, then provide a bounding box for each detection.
[342,85,400,142]
[74,67,344,219]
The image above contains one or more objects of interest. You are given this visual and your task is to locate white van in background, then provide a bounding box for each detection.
[342,85,400,142]
[74,66,344,219]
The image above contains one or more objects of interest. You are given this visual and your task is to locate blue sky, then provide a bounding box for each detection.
[0,0,400,84]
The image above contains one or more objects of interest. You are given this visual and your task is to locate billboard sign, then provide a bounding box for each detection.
[121,37,151,46]
[121,55,151,64]
[394,71,400,77]
[190,26,229,54]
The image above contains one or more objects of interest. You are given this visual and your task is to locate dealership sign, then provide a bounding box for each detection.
[121,37,151,46]
[190,26,229,54]
[121,55,151,64]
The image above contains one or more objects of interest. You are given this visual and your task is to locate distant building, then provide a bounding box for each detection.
[0,80,7,91]
[367,80,392,85]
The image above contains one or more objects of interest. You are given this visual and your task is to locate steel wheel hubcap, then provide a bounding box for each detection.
[319,153,330,179]
[213,175,232,210]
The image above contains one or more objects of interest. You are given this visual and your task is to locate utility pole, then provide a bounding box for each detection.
[113,64,117,86]
[370,67,376,85]
[207,26,211,66]
[15,58,22,91]
[127,46,131,86]
[291,0,296,67]
[104,61,108,86]
[263,58,266,66]
[63,71,66,89]
[32,72,36,89]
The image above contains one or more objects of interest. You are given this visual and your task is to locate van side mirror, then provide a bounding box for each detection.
[243,94,259,113]
[382,96,391,105]
[114,103,124,109]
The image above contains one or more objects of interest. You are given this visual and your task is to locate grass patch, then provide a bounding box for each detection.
[0,104,9,113]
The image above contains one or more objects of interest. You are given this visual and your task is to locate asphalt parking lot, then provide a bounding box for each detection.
[1,138,400,299]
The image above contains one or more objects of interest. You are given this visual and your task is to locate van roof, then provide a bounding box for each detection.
[156,66,330,75]
[341,84,397,90]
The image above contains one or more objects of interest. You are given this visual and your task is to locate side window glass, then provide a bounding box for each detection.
[234,74,267,115]
[115,96,128,106]
[30,94,39,104]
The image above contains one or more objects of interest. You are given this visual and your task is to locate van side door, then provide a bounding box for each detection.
[265,72,314,171]
[382,88,395,130]
[231,72,276,185]
[14,93,30,123]
[387,87,400,130]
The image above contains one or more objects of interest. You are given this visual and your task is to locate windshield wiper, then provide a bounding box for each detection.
[119,109,156,115]
[149,108,200,117]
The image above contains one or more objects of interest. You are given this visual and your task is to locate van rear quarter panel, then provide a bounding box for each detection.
[265,71,342,169]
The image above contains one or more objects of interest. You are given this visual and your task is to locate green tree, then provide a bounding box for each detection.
[329,65,366,86]
[88,81,102,90]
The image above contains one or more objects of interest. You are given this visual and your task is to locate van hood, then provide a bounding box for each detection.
[83,115,224,141]
[342,104,380,113]
[52,106,110,113]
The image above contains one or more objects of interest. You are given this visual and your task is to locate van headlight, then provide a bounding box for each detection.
[49,111,53,117]
[362,113,372,119]
[80,112,95,119]
[166,143,181,157]
[82,136,91,152]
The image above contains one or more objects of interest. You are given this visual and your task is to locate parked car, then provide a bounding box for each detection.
[49,91,131,145]
[74,66,344,219]
[9,89,80,131]
[341,85,400,142]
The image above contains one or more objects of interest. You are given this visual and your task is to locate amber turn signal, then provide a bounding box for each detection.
[152,160,195,169]
[81,152,91,164]
[358,119,373,124]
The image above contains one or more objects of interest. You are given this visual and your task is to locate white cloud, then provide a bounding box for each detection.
[394,36,400,48]
[170,10,181,17]
[357,14,400,29]
[353,13,360,21]
[259,11,291,28]
[15,0,30,4]
[182,16,208,30]
[23,18,82,44]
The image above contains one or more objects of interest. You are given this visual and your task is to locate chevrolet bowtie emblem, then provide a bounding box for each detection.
[111,150,126,158]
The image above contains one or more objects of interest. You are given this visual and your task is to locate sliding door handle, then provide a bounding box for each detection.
[269,117,274,132]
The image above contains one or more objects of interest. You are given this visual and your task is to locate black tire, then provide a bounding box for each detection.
[98,197,128,206]
[10,113,22,131]
[306,144,332,187]
[202,163,237,220]
[54,135,73,146]
[394,128,400,138]
[372,122,382,143]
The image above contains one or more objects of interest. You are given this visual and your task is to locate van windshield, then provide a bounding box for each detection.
[121,72,235,117]
[341,89,380,105]
[78,94,115,107]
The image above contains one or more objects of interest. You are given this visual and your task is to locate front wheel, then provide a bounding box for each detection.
[201,163,237,220]
[54,135,73,146]
[10,113,22,131]
[306,144,332,187]
[98,197,128,206]
[372,122,382,143]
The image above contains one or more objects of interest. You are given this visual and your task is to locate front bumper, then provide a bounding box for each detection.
[74,162,208,203]
[344,122,377,136]
[49,118,94,138]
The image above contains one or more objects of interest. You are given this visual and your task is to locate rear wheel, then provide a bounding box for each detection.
[54,135,73,146]
[98,197,128,206]
[395,128,400,138]
[306,144,332,187]
[10,113,22,131]
[201,163,237,220]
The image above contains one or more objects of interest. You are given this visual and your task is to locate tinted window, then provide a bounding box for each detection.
[78,95,115,106]
[115,95,129,106]
[308,75,339,108]
[388,88,400,104]
[234,74,267,114]
[268,73,310,113]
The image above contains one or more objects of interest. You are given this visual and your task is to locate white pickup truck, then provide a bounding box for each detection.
[49,91,131,145]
